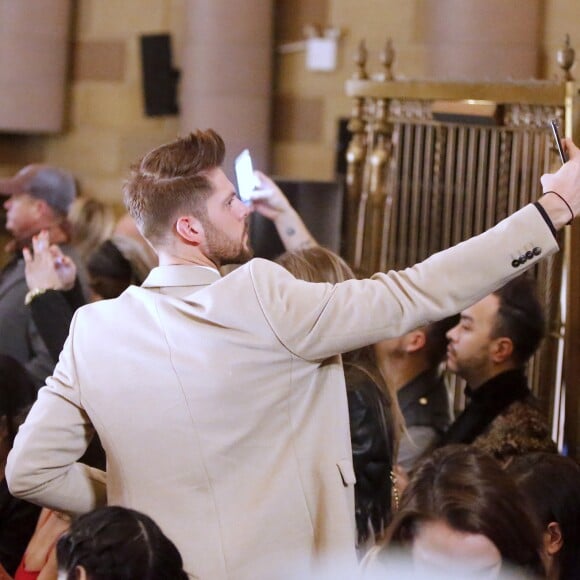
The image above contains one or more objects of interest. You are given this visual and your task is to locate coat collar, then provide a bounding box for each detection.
[438,368,530,447]
[142,264,221,290]
[465,368,529,404]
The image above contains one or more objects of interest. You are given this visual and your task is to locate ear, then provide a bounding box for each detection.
[34,198,53,219]
[404,329,427,354]
[543,521,563,556]
[490,336,513,364]
[175,216,203,245]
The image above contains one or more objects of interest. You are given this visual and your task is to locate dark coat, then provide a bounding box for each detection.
[397,368,452,433]
[344,363,394,545]
[396,368,453,470]
[438,369,556,461]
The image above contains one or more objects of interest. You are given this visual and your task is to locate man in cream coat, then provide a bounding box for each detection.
[7,130,580,579]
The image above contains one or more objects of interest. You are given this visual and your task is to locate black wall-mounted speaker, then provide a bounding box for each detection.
[139,34,179,117]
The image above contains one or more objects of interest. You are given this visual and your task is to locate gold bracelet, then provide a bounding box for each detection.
[390,470,400,512]
[24,287,49,306]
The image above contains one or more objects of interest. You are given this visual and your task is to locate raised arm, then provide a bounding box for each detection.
[249,138,580,360]
[538,138,580,227]
[251,171,318,251]
[23,231,85,362]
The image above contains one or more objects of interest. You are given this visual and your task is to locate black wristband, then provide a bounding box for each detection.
[544,190,574,225]
[534,201,558,240]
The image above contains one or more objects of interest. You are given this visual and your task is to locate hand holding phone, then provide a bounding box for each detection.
[235,149,272,203]
[550,120,568,165]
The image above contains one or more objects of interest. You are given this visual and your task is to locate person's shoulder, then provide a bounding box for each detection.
[400,371,448,408]
[248,257,288,274]
[224,258,294,285]
[0,254,25,284]
[75,287,135,317]
[474,398,557,459]
[501,397,547,424]
[0,260,27,307]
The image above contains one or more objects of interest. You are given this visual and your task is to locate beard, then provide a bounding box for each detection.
[202,217,254,267]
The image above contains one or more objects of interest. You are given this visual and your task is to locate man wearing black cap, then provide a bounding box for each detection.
[0,164,81,387]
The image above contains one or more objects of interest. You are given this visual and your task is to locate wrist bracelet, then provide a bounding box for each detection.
[390,470,400,512]
[24,287,48,306]
[545,190,574,225]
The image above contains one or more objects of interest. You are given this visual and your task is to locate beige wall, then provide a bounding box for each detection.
[0,0,185,207]
[272,0,580,179]
[0,0,579,205]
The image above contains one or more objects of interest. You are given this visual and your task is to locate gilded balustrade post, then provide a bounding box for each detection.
[345,40,369,267]
[361,97,391,274]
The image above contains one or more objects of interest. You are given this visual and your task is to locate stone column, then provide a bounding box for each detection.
[0,0,72,132]
[180,1,274,178]
[423,0,542,80]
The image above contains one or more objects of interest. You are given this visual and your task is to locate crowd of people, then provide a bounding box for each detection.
[0,130,579,579]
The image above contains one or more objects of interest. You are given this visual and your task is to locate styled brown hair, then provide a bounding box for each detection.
[123,129,225,246]
[379,445,544,576]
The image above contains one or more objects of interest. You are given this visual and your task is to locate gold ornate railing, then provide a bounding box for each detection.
[344,38,580,457]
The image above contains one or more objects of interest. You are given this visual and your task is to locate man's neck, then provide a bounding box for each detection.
[6,223,68,254]
[157,248,219,270]
[466,362,519,391]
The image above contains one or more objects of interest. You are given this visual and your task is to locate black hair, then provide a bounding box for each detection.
[508,453,580,580]
[56,506,189,580]
[492,276,545,365]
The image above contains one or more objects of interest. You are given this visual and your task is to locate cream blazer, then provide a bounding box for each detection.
[7,205,557,579]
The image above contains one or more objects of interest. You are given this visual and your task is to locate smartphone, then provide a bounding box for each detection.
[550,120,568,165]
[235,149,272,203]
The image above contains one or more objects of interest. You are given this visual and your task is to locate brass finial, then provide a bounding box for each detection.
[379,38,395,81]
[372,98,389,134]
[353,39,368,80]
[557,34,575,81]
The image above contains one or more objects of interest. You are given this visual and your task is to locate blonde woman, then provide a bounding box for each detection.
[68,196,115,265]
